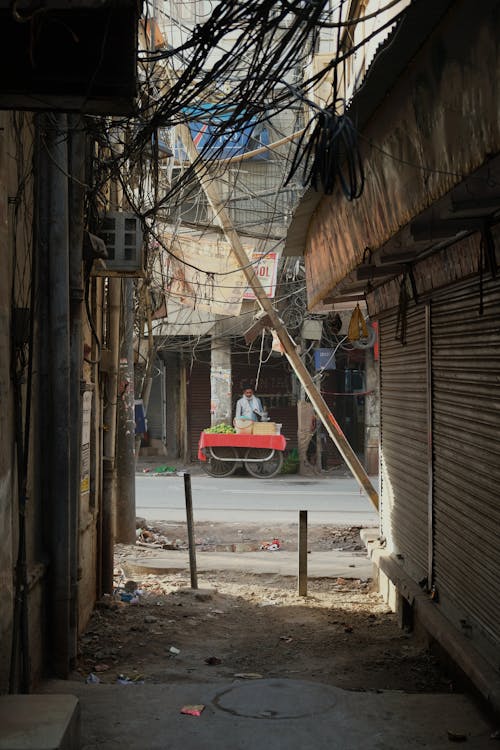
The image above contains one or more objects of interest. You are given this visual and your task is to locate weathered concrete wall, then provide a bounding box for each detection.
[0,112,14,694]
[305,2,500,306]
[0,112,47,690]
[79,505,98,631]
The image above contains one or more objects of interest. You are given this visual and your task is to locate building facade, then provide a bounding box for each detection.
[285,0,500,710]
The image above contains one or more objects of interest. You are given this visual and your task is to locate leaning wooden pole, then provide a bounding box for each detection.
[177,124,379,511]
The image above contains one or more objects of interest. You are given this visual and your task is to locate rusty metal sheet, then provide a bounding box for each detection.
[367,224,500,316]
[304,3,500,307]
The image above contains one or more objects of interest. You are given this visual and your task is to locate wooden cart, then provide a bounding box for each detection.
[198,431,287,479]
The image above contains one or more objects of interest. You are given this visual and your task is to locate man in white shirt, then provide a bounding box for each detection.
[235,385,264,422]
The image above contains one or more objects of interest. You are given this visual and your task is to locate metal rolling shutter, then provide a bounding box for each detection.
[431,276,500,663]
[379,304,429,582]
[146,359,165,442]
[187,361,211,462]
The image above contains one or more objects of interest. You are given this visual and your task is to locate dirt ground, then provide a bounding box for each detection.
[72,522,449,694]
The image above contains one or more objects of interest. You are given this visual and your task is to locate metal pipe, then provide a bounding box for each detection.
[115,278,136,543]
[298,510,308,596]
[183,473,198,589]
[101,278,121,592]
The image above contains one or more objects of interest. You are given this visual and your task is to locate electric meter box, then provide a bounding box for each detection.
[301,319,323,340]
[314,348,336,371]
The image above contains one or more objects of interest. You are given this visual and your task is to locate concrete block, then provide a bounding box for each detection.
[0,694,79,750]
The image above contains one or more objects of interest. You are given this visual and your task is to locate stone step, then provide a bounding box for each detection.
[0,695,79,750]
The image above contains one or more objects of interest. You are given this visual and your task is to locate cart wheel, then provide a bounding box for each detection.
[201,447,238,478]
[244,449,284,479]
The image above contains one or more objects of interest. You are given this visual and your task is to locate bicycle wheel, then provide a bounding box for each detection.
[244,448,284,479]
[200,447,238,477]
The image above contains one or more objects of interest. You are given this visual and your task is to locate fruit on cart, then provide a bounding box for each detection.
[204,423,236,434]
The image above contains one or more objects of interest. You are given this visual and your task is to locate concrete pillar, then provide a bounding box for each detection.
[210,330,232,426]
[364,346,380,476]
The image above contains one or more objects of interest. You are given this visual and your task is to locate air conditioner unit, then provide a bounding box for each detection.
[96,212,144,276]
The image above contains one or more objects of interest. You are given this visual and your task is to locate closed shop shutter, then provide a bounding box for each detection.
[379,304,429,582]
[431,275,500,664]
[187,360,211,461]
[146,359,165,442]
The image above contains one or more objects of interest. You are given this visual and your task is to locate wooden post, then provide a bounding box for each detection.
[176,123,379,512]
[183,473,198,589]
[298,510,308,596]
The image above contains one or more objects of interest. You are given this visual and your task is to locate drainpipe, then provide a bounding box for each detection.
[101,278,121,593]
[134,283,154,461]
[115,278,136,543]
[111,144,136,542]
[67,114,85,663]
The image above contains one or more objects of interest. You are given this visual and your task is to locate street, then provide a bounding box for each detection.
[135,471,380,525]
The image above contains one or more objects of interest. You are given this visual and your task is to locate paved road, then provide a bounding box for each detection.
[135,472,380,525]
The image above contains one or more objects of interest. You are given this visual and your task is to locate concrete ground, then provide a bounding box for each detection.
[39,677,495,750]
[7,462,490,748]
[34,535,496,750]
[124,548,374,580]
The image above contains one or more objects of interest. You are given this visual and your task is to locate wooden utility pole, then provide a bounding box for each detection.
[177,123,379,511]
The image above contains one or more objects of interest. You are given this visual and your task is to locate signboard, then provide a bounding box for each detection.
[80,390,92,494]
[243,251,278,299]
[174,104,269,160]
[155,231,256,317]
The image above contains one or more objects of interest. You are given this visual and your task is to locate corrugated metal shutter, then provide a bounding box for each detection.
[187,361,211,462]
[379,304,429,582]
[431,275,500,663]
[146,359,165,442]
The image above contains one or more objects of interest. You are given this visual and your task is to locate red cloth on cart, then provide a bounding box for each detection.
[198,432,287,461]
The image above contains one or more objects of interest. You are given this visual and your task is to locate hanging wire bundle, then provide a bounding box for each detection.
[284,0,364,199]
[285,104,364,198]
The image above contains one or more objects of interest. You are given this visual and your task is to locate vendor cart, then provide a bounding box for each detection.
[198,431,287,479]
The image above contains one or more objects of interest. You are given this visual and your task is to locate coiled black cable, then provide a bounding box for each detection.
[285,107,364,198]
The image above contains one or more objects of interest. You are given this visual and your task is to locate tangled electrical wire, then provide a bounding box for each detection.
[100,0,407,183]
[78,0,414,361]
[285,105,364,198]
[120,0,331,163]
[81,0,413,254]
